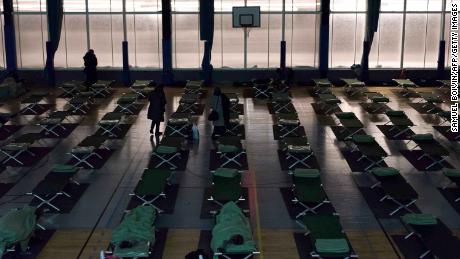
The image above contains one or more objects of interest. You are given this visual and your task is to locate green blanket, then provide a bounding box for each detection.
[0,206,37,257]
[112,206,157,257]
[211,202,256,256]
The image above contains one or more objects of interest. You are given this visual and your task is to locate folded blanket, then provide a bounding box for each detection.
[0,206,37,257]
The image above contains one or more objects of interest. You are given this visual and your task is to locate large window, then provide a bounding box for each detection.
[329,0,446,69]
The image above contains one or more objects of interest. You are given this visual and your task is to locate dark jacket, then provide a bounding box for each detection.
[83,52,98,85]
[147,89,167,122]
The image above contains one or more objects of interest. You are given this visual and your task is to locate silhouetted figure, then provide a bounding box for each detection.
[147,85,167,135]
[210,87,230,139]
[83,49,98,89]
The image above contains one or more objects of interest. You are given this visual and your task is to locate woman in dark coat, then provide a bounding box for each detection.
[83,49,98,89]
[210,87,230,138]
[147,85,167,135]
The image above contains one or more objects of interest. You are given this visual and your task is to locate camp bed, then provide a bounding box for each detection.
[178,93,200,114]
[90,80,115,97]
[26,164,80,212]
[342,78,366,97]
[415,92,443,113]
[211,202,259,259]
[129,169,172,213]
[20,93,48,114]
[369,167,418,216]
[437,79,450,90]
[69,135,109,169]
[0,206,41,257]
[104,206,157,258]
[184,80,203,95]
[216,136,246,168]
[407,134,450,170]
[165,112,192,138]
[59,80,85,97]
[98,112,125,138]
[0,133,42,166]
[152,137,185,170]
[0,113,12,133]
[274,113,302,139]
[442,168,460,202]
[225,113,243,137]
[312,78,332,95]
[350,135,388,172]
[68,95,93,114]
[130,80,154,98]
[437,110,451,125]
[208,168,244,208]
[37,111,73,137]
[225,92,241,114]
[364,92,390,113]
[116,94,139,115]
[334,112,364,140]
[252,78,273,98]
[401,213,460,259]
[317,93,342,114]
[298,215,357,258]
[270,91,294,113]
[280,137,314,170]
[393,79,418,97]
[383,110,415,138]
[291,169,330,218]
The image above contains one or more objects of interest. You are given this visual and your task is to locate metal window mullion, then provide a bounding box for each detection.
[400,0,408,69]
[85,0,90,49]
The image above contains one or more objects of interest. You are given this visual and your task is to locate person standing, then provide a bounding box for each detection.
[147,85,167,135]
[83,49,98,89]
[210,87,230,139]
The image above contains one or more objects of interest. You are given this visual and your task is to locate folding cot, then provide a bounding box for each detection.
[211,202,259,259]
[59,80,85,97]
[215,136,246,168]
[274,113,302,139]
[382,110,415,138]
[317,93,342,114]
[165,112,192,138]
[90,80,115,97]
[252,78,273,98]
[224,92,241,114]
[208,168,244,208]
[129,169,172,213]
[0,206,41,257]
[116,94,139,115]
[270,91,295,113]
[130,80,154,98]
[178,93,200,114]
[98,112,125,138]
[363,92,390,113]
[27,164,80,212]
[401,213,460,259]
[350,135,388,172]
[0,113,12,132]
[151,137,186,170]
[280,136,314,170]
[226,113,244,137]
[0,133,42,166]
[407,134,450,170]
[414,92,443,113]
[334,112,364,140]
[103,206,157,258]
[184,80,203,95]
[437,110,451,125]
[393,79,418,97]
[312,78,332,95]
[369,167,418,216]
[20,93,48,114]
[37,111,73,137]
[69,135,110,169]
[291,169,330,218]
[67,95,93,115]
[437,79,450,90]
[298,214,358,258]
[342,78,366,97]
[442,168,460,202]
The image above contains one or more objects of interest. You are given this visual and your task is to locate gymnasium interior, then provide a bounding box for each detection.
[0,0,458,258]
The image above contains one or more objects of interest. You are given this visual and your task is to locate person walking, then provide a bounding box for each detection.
[147,85,167,135]
[209,87,230,139]
[83,49,98,90]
